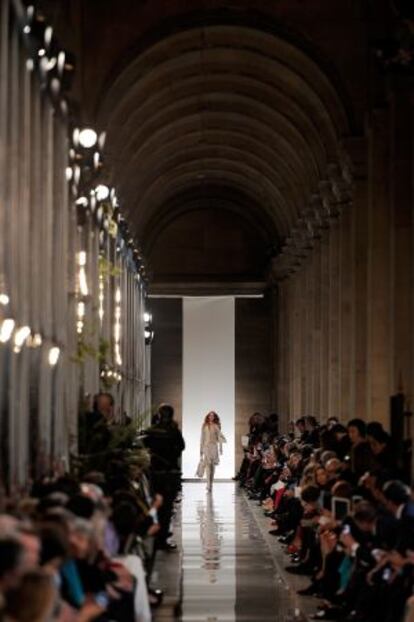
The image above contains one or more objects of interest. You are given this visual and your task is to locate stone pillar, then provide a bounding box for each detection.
[320,234,330,419]
[389,83,413,405]
[328,224,341,418]
[312,243,322,417]
[339,207,354,419]
[366,108,392,428]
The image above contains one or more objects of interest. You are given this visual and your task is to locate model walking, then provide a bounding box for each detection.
[200,411,226,492]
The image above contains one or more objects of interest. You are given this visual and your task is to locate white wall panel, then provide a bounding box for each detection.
[182,297,235,478]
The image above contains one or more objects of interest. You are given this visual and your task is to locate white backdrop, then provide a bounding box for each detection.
[182,297,235,478]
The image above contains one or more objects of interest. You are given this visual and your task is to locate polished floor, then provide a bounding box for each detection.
[179,482,303,622]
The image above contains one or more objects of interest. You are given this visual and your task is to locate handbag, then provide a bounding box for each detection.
[195,456,205,478]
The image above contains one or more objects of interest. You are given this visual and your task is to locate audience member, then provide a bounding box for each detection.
[237,413,414,622]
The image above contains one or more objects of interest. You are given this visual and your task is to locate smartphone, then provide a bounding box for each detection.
[94,592,109,608]
[332,497,351,521]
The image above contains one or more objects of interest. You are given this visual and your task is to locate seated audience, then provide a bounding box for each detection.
[238,413,414,622]
[0,393,187,621]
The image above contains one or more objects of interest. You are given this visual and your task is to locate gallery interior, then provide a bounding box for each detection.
[0,1,414,621]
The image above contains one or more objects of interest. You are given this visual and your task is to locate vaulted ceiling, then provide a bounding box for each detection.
[41,0,384,289]
[98,24,350,242]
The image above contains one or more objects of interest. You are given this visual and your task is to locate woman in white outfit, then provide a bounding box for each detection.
[200,411,226,492]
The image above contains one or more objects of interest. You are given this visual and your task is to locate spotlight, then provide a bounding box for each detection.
[0,293,9,306]
[0,319,15,343]
[144,312,152,323]
[48,346,60,366]
[95,184,110,201]
[78,128,97,149]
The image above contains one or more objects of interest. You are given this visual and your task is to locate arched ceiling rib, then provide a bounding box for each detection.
[97,23,351,246]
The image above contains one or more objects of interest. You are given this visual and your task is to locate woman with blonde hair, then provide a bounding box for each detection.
[200,411,226,492]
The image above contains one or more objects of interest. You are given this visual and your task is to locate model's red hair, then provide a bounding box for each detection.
[203,411,221,428]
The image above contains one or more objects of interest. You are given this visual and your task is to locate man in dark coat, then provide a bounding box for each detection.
[144,404,185,550]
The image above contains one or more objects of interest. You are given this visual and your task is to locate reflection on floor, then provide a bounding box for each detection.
[180,482,303,621]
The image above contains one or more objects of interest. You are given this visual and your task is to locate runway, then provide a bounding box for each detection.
[179,482,302,621]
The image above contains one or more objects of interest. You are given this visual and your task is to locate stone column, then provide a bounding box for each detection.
[339,207,354,419]
[389,83,413,404]
[320,234,330,419]
[328,224,341,418]
[366,108,392,427]
[312,242,322,416]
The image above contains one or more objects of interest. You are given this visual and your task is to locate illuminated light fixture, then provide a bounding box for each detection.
[26,59,34,72]
[65,166,73,181]
[98,131,106,150]
[13,325,31,352]
[79,270,88,296]
[69,148,76,161]
[98,274,104,323]
[77,251,88,296]
[72,128,80,146]
[23,25,31,34]
[57,51,66,75]
[114,287,122,366]
[26,5,35,20]
[0,319,15,343]
[95,184,110,202]
[77,301,85,317]
[40,56,57,72]
[48,346,60,366]
[93,152,101,169]
[44,25,53,48]
[73,165,81,185]
[0,293,10,306]
[75,196,88,207]
[78,128,97,149]
[77,300,85,335]
[144,312,151,323]
[27,332,42,348]
[38,48,46,57]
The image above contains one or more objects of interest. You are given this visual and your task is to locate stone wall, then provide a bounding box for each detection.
[275,87,414,430]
